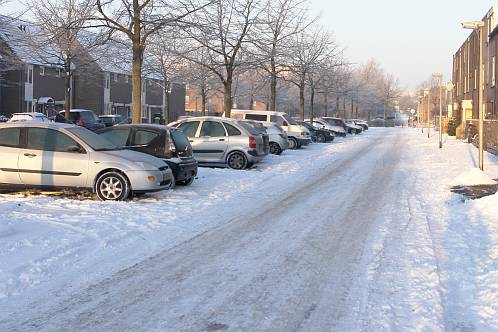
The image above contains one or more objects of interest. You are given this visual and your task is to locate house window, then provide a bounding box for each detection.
[125,75,129,83]
[40,66,45,76]
[27,66,33,84]
[493,56,496,87]
[57,68,62,78]
[114,73,118,82]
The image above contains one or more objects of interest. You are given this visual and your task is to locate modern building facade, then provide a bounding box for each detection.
[452,6,498,150]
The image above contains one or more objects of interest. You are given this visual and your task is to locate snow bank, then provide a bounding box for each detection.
[453,167,497,186]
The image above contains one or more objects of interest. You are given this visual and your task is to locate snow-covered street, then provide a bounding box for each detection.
[2,128,498,331]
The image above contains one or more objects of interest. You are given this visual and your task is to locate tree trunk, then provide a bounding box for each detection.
[269,51,277,113]
[336,96,339,117]
[223,76,233,117]
[324,93,328,117]
[249,93,254,110]
[131,41,144,124]
[343,97,346,119]
[165,82,171,123]
[201,86,206,116]
[163,80,170,122]
[351,97,354,118]
[309,85,315,124]
[383,100,387,120]
[64,60,71,119]
[355,105,358,118]
[299,76,305,121]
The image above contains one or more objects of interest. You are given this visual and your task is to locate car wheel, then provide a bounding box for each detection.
[288,137,299,150]
[176,177,194,186]
[227,151,248,170]
[95,171,130,201]
[316,133,326,143]
[269,142,282,155]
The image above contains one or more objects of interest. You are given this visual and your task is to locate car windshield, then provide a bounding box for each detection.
[67,126,120,151]
[282,114,297,125]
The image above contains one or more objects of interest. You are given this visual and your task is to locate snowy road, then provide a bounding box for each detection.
[3,130,409,331]
[2,128,498,331]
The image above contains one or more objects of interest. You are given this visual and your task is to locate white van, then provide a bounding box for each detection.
[228,109,311,149]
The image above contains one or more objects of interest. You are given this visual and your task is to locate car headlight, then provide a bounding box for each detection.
[135,161,156,170]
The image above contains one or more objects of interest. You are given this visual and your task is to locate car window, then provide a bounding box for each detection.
[135,130,159,145]
[170,129,191,155]
[236,121,260,135]
[27,128,81,152]
[66,112,81,122]
[98,128,130,146]
[223,122,241,136]
[81,111,98,122]
[200,121,226,137]
[270,115,284,126]
[245,114,267,121]
[177,121,200,138]
[0,127,21,147]
[67,126,117,151]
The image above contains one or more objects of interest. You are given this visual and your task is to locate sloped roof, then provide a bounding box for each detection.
[0,15,63,67]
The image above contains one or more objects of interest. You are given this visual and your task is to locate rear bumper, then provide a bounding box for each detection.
[163,159,198,182]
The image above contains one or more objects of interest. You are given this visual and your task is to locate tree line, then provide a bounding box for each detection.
[0,0,402,122]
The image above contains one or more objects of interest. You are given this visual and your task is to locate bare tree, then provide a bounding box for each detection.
[94,0,205,123]
[180,0,259,117]
[185,49,219,115]
[253,0,310,113]
[148,30,187,122]
[381,73,401,119]
[286,27,334,121]
[29,0,108,118]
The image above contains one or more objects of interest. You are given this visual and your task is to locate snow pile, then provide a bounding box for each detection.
[453,167,497,186]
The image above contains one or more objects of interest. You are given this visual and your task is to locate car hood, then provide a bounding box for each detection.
[97,149,166,169]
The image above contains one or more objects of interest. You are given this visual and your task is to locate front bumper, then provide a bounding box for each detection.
[128,168,173,193]
[298,137,312,146]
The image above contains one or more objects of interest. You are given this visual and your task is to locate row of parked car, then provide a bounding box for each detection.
[0,108,368,201]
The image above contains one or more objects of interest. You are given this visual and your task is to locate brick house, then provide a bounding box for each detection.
[452,6,498,151]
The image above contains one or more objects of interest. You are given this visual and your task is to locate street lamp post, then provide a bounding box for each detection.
[424,89,430,138]
[462,20,485,171]
[433,73,443,148]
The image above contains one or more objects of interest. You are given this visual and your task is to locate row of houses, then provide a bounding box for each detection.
[452,6,498,150]
[0,15,186,122]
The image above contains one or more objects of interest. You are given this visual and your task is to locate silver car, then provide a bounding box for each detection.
[0,122,173,200]
[261,122,289,155]
[170,116,267,169]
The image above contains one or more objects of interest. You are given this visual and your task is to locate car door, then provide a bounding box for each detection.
[0,127,23,185]
[195,120,228,163]
[177,120,201,157]
[18,127,90,188]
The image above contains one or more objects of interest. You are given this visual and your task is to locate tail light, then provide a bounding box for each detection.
[249,136,256,148]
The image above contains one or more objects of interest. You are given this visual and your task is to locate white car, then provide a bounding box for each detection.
[8,112,51,123]
[305,118,346,137]
[0,122,173,200]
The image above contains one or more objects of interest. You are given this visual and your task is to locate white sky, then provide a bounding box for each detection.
[309,0,496,90]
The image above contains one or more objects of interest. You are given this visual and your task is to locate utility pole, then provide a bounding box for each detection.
[424,89,430,138]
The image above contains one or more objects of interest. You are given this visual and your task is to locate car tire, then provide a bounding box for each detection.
[227,151,248,170]
[95,171,130,201]
[316,133,326,143]
[269,142,282,155]
[176,177,194,186]
[288,137,299,150]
